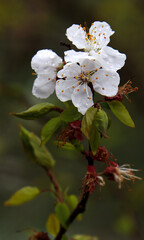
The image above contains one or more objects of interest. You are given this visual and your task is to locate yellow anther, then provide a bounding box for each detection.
[57,80,60,83]
[98,52,100,54]
[62,90,64,92]
[48,78,50,80]
[77,89,79,91]
[104,36,106,39]
[103,33,105,35]
[96,77,98,79]
[88,97,91,100]
[102,87,105,90]
[62,74,64,77]
[105,74,108,76]
[94,31,96,33]
[102,25,104,28]
[94,41,96,44]
[98,33,101,36]
[72,86,75,88]
[83,27,86,30]
[84,89,86,92]
[96,69,98,71]
[78,24,81,29]
[74,76,78,79]
[97,43,99,45]
[91,23,94,25]
[83,65,86,67]
[92,80,95,83]
[78,82,81,84]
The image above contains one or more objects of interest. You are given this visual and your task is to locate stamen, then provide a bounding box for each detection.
[88,97,91,100]
[92,80,95,83]
[78,24,81,29]
[96,77,98,79]
[74,76,78,79]
[57,80,60,83]
[72,86,75,88]
[102,87,105,90]
[77,89,79,91]
[61,90,64,92]
[84,89,86,92]
[105,74,108,76]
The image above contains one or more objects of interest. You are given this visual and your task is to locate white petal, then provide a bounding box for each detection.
[31,49,62,74]
[56,79,78,102]
[66,24,87,49]
[71,84,93,115]
[89,21,114,49]
[91,69,120,97]
[64,50,89,63]
[100,46,126,71]
[78,58,101,73]
[57,62,81,79]
[32,74,55,99]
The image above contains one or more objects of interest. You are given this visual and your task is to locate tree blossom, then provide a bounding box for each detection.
[31,49,62,99]
[104,164,141,189]
[56,58,120,114]
[66,21,126,71]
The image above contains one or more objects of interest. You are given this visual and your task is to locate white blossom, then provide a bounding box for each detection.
[66,21,126,71]
[56,58,120,114]
[31,49,62,99]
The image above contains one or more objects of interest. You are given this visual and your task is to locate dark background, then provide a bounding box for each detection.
[0,0,144,239]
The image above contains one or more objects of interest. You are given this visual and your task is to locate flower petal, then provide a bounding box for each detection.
[91,69,120,97]
[32,74,55,99]
[89,21,114,49]
[78,58,101,73]
[64,50,89,63]
[71,84,93,115]
[56,79,78,102]
[57,62,81,79]
[100,46,126,71]
[31,49,62,74]
[66,24,87,49]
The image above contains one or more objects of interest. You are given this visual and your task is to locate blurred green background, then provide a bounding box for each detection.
[0,0,144,239]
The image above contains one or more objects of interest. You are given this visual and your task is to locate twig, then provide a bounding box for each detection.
[44,168,63,203]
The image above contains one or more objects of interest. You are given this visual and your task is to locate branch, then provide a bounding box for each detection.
[55,191,89,240]
[44,168,63,203]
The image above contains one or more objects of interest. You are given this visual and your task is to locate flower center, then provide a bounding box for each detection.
[78,71,91,84]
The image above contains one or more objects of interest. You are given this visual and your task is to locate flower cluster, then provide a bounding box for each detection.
[31,21,126,114]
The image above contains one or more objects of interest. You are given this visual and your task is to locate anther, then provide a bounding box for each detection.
[105,74,108,76]
[96,77,98,79]
[77,89,79,91]
[78,24,81,29]
[98,33,101,36]
[102,87,105,90]
[72,86,75,88]
[84,89,86,91]
[62,90,64,92]
[104,37,106,39]
[88,97,91,100]
[92,80,95,83]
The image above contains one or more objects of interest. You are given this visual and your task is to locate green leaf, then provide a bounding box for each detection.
[10,103,56,120]
[108,101,135,128]
[20,125,55,169]
[60,106,81,123]
[55,203,70,229]
[41,117,62,145]
[94,109,109,138]
[46,213,60,236]
[66,194,82,221]
[89,123,100,155]
[81,107,97,139]
[72,235,98,240]
[54,141,76,150]
[4,186,40,206]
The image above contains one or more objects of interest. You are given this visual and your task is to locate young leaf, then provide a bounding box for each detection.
[60,106,81,123]
[46,213,60,236]
[89,122,100,155]
[108,101,135,128]
[41,117,62,145]
[20,125,55,169]
[10,103,57,120]
[4,186,40,206]
[66,194,82,221]
[81,107,97,139]
[72,235,98,240]
[54,141,76,151]
[55,203,70,229]
[94,109,109,138]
